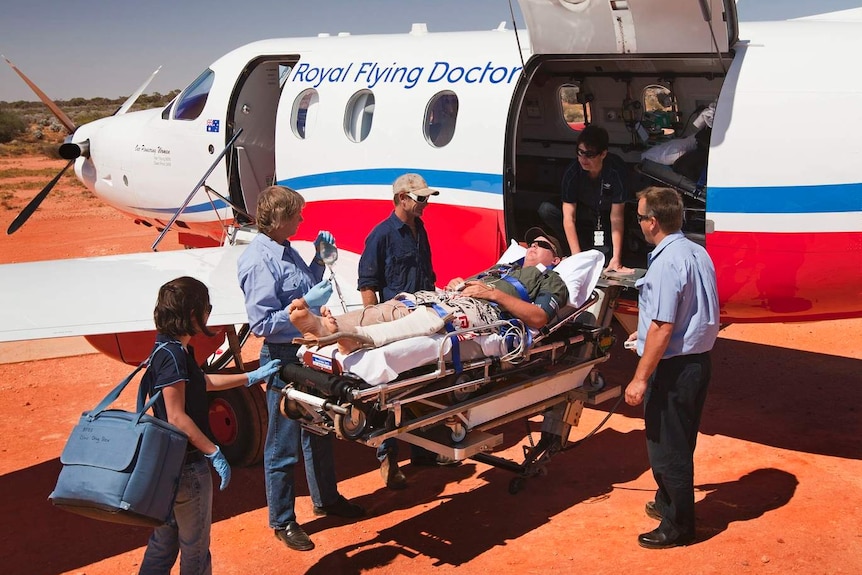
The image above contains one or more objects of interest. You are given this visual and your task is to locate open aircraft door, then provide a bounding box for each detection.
[516,0,738,56]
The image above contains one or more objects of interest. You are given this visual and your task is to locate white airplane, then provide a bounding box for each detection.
[3,0,861,464]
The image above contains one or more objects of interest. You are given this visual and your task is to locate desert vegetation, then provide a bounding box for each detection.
[0,91,179,156]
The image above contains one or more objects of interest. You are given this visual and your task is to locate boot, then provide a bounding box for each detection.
[380,454,407,490]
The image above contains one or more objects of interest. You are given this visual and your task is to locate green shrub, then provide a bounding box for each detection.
[0,109,27,144]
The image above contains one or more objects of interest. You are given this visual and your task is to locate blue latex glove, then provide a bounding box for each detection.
[205,446,231,491]
[314,230,336,252]
[303,279,333,308]
[245,359,281,386]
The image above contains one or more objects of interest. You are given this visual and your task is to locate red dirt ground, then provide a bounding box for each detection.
[1,157,860,575]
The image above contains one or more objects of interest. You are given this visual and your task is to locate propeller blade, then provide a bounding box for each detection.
[114,66,162,116]
[2,55,77,133]
[6,159,75,235]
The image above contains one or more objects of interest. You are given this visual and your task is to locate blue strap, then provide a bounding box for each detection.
[430,303,462,373]
[499,275,530,302]
[89,342,170,424]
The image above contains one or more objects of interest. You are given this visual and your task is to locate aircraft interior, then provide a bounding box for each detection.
[505,54,734,269]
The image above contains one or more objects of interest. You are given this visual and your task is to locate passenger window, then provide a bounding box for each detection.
[559,83,590,132]
[344,90,375,143]
[292,89,319,139]
[424,92,458,147]
[642,84,676,135]
[173,69,214,121]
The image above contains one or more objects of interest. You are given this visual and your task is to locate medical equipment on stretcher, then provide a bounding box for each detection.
[271,246,632,491]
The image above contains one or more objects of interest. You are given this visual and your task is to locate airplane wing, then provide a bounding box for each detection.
[0,241,364,344]
[0,246,250,343]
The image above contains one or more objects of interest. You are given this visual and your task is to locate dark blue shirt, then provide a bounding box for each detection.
[358,212,436,301]
[141,334,211,438]
[561,152,630,250]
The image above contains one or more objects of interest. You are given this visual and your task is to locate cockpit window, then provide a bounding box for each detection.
[173,69,215,121]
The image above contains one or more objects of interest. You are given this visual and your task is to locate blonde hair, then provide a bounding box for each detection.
[255,185,305,236]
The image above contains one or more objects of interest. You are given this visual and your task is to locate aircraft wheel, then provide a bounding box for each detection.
[208,385,267,467]
[334,406,367,440]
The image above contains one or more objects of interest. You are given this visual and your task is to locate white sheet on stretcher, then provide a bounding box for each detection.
[299,248,606,387]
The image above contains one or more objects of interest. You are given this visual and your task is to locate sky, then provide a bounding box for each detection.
[1,0,861,102]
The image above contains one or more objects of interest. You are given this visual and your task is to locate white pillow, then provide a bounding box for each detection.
[497,241,603,309]
[641,134,697,165]
[554,250,604,308]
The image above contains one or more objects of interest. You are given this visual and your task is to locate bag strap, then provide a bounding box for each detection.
[87,342,170,421]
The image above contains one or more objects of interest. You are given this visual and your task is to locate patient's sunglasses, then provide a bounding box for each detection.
[530,239,557,255]
[576,147,601,159]
[405,192,430,204]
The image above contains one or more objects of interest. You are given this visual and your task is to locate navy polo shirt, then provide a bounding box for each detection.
[358,212,436,301]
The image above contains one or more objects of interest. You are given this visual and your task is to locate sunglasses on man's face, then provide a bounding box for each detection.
[530,239,557,255]
[405,192,430,204]
[636,213,653,223]
[576,147,601,159]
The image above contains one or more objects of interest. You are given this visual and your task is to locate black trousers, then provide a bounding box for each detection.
[644,352,711,537]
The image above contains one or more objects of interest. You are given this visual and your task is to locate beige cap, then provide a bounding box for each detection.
[393,173,440,197]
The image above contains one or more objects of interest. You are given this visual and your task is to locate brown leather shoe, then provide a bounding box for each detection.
[380,455,407,490]
[274,522,314,551]
[645,500,662,521]
[312,494,366,518]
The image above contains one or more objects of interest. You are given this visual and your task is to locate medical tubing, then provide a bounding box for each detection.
[561,392,625,452]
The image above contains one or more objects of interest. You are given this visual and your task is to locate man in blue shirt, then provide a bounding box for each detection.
[237,185,364,552]
[624,186,720,549]
[357,173,441,488]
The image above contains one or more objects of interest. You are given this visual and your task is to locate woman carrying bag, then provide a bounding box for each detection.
[139,276,281,575]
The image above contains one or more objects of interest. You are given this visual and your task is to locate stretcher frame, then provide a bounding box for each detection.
[277,283,624,491]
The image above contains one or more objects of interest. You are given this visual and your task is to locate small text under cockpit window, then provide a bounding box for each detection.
[173,69,215,121]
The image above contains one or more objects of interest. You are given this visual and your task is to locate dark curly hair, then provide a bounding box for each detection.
[153,276,215,338]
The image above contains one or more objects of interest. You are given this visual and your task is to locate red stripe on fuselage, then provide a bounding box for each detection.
[708,230,862,322]
[299,200,506,288]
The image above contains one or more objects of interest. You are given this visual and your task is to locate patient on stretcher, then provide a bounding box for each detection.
[289,228,568,355]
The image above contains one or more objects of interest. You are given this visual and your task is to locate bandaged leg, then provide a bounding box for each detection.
[295,306,448,353]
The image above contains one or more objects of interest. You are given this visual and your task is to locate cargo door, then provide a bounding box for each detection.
[517,0,738,55]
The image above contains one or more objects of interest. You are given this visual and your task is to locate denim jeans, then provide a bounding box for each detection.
[139,456,212,575]
[261,342,340,529]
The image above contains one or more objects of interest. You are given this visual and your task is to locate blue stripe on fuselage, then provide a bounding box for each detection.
[710,183,862,213]
[279,168,503,194]
[132,199,229,214]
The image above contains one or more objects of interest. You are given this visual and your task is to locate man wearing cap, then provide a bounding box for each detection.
[357,173,440,488]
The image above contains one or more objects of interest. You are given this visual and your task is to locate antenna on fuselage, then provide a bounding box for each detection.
[506,2,528,81]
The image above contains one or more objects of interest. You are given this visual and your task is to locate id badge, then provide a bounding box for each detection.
[593,230,605,247]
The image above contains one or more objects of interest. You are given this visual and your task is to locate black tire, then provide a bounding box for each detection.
[208,385,268,467]
[333,406,368,440]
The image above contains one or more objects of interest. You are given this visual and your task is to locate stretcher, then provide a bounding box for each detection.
[274,249,626,491]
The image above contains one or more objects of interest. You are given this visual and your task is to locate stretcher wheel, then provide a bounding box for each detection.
[450,424,467,443]
[334,406,367,440]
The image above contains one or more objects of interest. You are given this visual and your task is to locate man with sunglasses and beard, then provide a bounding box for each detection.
[357,173,441,488]
[538,125,632,273]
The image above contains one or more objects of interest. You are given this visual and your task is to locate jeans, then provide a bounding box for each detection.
[139,455,212,575]
[644,352,711,538]
[261,342,339,529]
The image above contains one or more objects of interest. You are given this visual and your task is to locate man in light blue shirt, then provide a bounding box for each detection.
[624,186,719,550]
[237,185,364,552]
